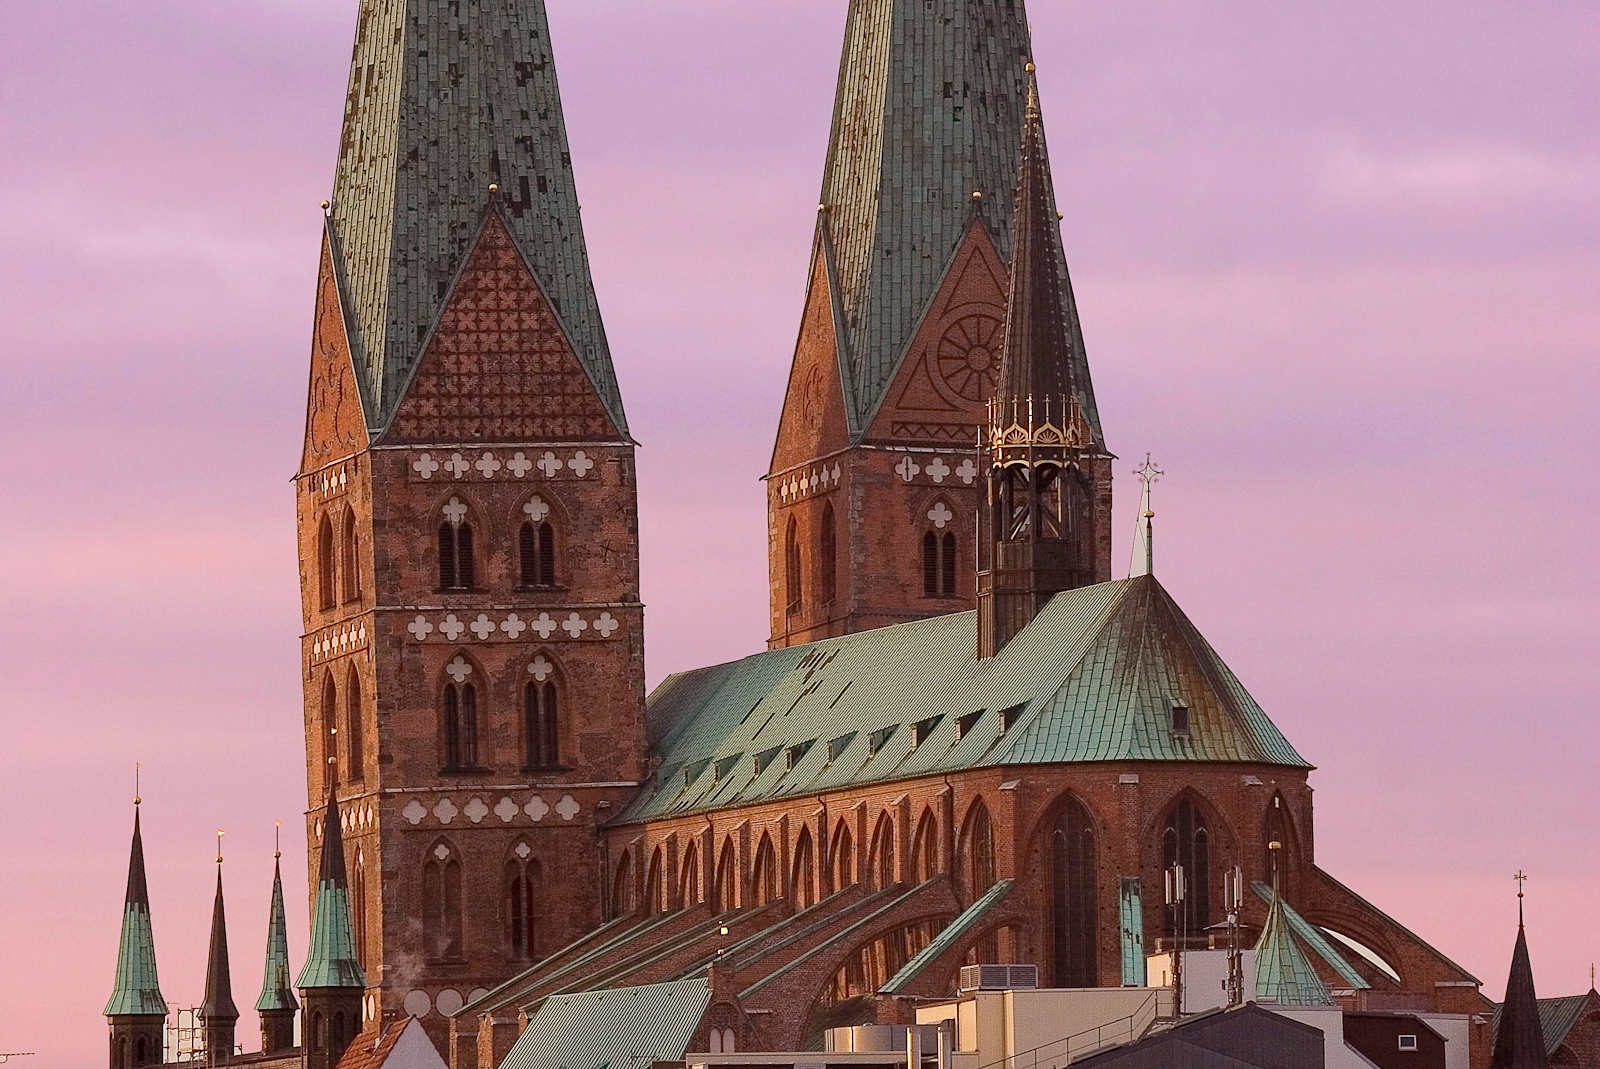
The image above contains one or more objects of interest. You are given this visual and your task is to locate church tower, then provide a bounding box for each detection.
[105,803,167,1069]
[295,0,647,1046]
[767,0,1109,648]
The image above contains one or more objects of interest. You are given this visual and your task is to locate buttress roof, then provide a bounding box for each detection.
[621,576,1309,824]
[329,0,627,434]
[817,0,1101,441]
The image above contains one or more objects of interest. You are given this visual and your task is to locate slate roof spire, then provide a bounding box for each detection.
[328,0,628,434]
[256,844,298,1013]
[1492,874,1550,1069]
[816,0,1102,439]
[201,847,239,1023]
[105,800,168,1018]
[297,793,367,991]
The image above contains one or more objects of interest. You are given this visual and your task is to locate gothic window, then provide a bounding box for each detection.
[679,841,702,907]
[911,809,938,882]
[351,847,368,968]
[331,1011,349,1054]
[868,813,896,890]
[959,800,996,903]
[423,842,464,961]
[442,673,480,771]
[309,1014,324,1054]
[344,666,363,782]
[438,501,475,590]
[611,852,636,917]
[818,503,837,606]
[320,673,339,785]
[524,668,560,769]
[922,529,958,597]
[317,515,337,609]
[714,839,738,913]
[520,518,556,588]
[792,828,817,908]
[1265,794,1292,896]
[645,847,665,914]
[1161,799,1211,939]
[1048,796,1098,987]
[784,516,802,616]
[341,509,361,602]
[505,846,541,959]
[830,822,855,891]
[752,834,778,906]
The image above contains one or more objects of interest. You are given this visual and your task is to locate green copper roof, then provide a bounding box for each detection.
[499,978,711,1069]
[1253,888,1333,1007]
[200,866,238,1021]
[1248,882,1368,991]
[256,858,299,1012]
[816,0,1101,441]
[622,576,1308,824]
[105,808,168,1018]
[880,879,1013,994]
[329,0,628,434]
[297,795,367,991]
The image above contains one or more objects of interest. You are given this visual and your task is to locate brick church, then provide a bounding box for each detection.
[106,2,1542,1068]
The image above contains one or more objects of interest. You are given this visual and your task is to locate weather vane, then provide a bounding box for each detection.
[1134,453,1164,512]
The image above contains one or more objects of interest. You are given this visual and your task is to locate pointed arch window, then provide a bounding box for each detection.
[438,499,475,591]
[423,842,464,961]
[679,841,703,907]
[320,673,339,786]
[830,822,856,892]
[1049,796,1098,987]
[911,809,938,882]
[792,828,817,908]
[1161,799,1211,940]
[351,847,368,968]
[524,670,559,770]
[442,667,480,771]
[784,516,803,616]
[959,800,996,902]
[818,503,837,606]
[868,814,896,890]
[345,666,363,782]
[341,510,361,602]
[520,499,557,588]
[611,852,636,918]
[922,528,958,598]
[645,847,665,914]
[714,839,739,913]
[505,845,541,960]
[317,515,337,609]
[752,834,778,906]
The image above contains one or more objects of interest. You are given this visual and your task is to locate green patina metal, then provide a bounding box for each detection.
[105,808,168,1018]
[1119,877,1147,987]
[1254,887,1334,1007]
[880,879,1014,994]
[296,794,367,991]
[500,978,711,1069]
[1248,882,1370,991]
[256,858,299,1012]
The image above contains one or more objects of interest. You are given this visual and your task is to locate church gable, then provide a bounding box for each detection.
[769,245,851,475]
[382,212,621,445]
[301,233,371,474]
[865,221,1009,444]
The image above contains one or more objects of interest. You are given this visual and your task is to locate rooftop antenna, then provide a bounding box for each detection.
[1130,454,1163,577]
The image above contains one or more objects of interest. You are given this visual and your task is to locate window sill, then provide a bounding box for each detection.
[521,765,569,775]
[439,766,494,777]
[518,584,568,594]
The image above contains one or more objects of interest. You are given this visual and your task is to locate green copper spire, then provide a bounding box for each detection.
[256,854,299,1012]
[296,793,366,990]
[105,805,169,1017]
[1253,865,1333,1007]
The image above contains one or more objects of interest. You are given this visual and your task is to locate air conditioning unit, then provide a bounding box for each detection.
[958,964,1038,993]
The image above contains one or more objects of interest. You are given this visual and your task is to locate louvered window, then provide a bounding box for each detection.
[524,680,559,769]
[923,529,958,597]
[439,522,475,590]
[505,852,540,959]
[442,682,479,770]
[423,848,463,960]
[520,521,556,587]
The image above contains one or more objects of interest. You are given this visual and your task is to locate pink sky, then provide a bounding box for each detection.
[1,2,1596,1064]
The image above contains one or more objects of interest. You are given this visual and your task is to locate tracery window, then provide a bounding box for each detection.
[438,500,476,590]
[423,842,464,961]
[524,673,559,769]
[520,519,556,588]
[341,510,361,602]
[1161,799,1211,939]
[505,845,541,959]
[922,530,957,597]
[784,516,802,616]
[1049,796,1098,987]
[442,674,479,771]
[818,503,837,606]
[317,515,337,609]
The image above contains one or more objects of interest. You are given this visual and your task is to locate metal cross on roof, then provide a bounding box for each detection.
[1514,869,1528,926]
[1134,453,1164,497]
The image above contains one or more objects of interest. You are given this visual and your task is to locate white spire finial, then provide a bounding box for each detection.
[1130,453,1163,577]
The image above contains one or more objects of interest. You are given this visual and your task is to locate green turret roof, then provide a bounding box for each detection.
[256,857,299,1012]
[328,0,628,435]
[105,807,168,1018]
[1254,884,1334,1007]
[200,865,239,1021]
[297,794,367,991]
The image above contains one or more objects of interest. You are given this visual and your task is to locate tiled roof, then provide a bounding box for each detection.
[105,808,167,1017]
[880,879,1014,994]
[622,576,1308,824]
[329,0,627,434]
[1253,888,1333,1007]
[817,0,1101,441]
[335,1017,445,1069]
[498,978,711,1069]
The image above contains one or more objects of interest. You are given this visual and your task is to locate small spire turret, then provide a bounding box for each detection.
[1492,873,1550,1069]
[257,825,298,1053]
[105,790,167,1068]
[298,794,366,1069]
[199,834,239,1062]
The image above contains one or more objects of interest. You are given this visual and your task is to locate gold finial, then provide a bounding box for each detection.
[1025,62,1036,74]
[274,821,282,860]
[971,190,982,201]
[817,203,827,214]
[488,183,499,194]
[319,200,330,211]
[1056,211,1064,221]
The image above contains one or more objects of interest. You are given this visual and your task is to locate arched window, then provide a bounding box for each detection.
[345,666,363,782]
[505,846,540,960]
[317,515,337,609]
[752,834,778,906]
[1264,794,1293,897]
[868,813,896,890]
[922,528,958,597]
[784,516,802,616]
[351,847,368,969]
[320,673,339,785]
[792,828,817,908]
[1049,796,1098,987]
[830,822,855,891]
[959,800,996,902]
[438,500,475,590]
[422,842,463,961]
[645,847,665,914]
[714,839,738,913]
[331,1011,348,1053]
[442,675,479,771]
[910,809,938,882]
[341,510,361,602]
[1162,799,1211,938]
[524,671,559,769]
[520,519,556,588]
[611,852,636,917]
[679,841,702,907]
[818,503,837,606]
[310,1013,325,1053]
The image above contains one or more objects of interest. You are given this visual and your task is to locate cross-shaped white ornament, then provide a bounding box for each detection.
[555,794,581,821]
[515,842,532,859]
[562,613,589,638]
[445,655,473,683]
[494,797,519,823]
[928,502,955,529]
[594,612,620,638]
[538,451,562,478]
[469,614,495,640]
[475,452,503,478]
[926,457,951,483]
[442,498,468,526]
[433,798,458,824]
[444,452,471,479]
[955,458,978,485]
[501,614,528,639]
[533,612,557,639]
[831,463,842,485]
[439,614,466,640]
[507,452,533,478]
[523,496,550,523]
[895,456,921,483]
[525,796,550,822]
[568,451,595,478]
[528,655,554,681]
